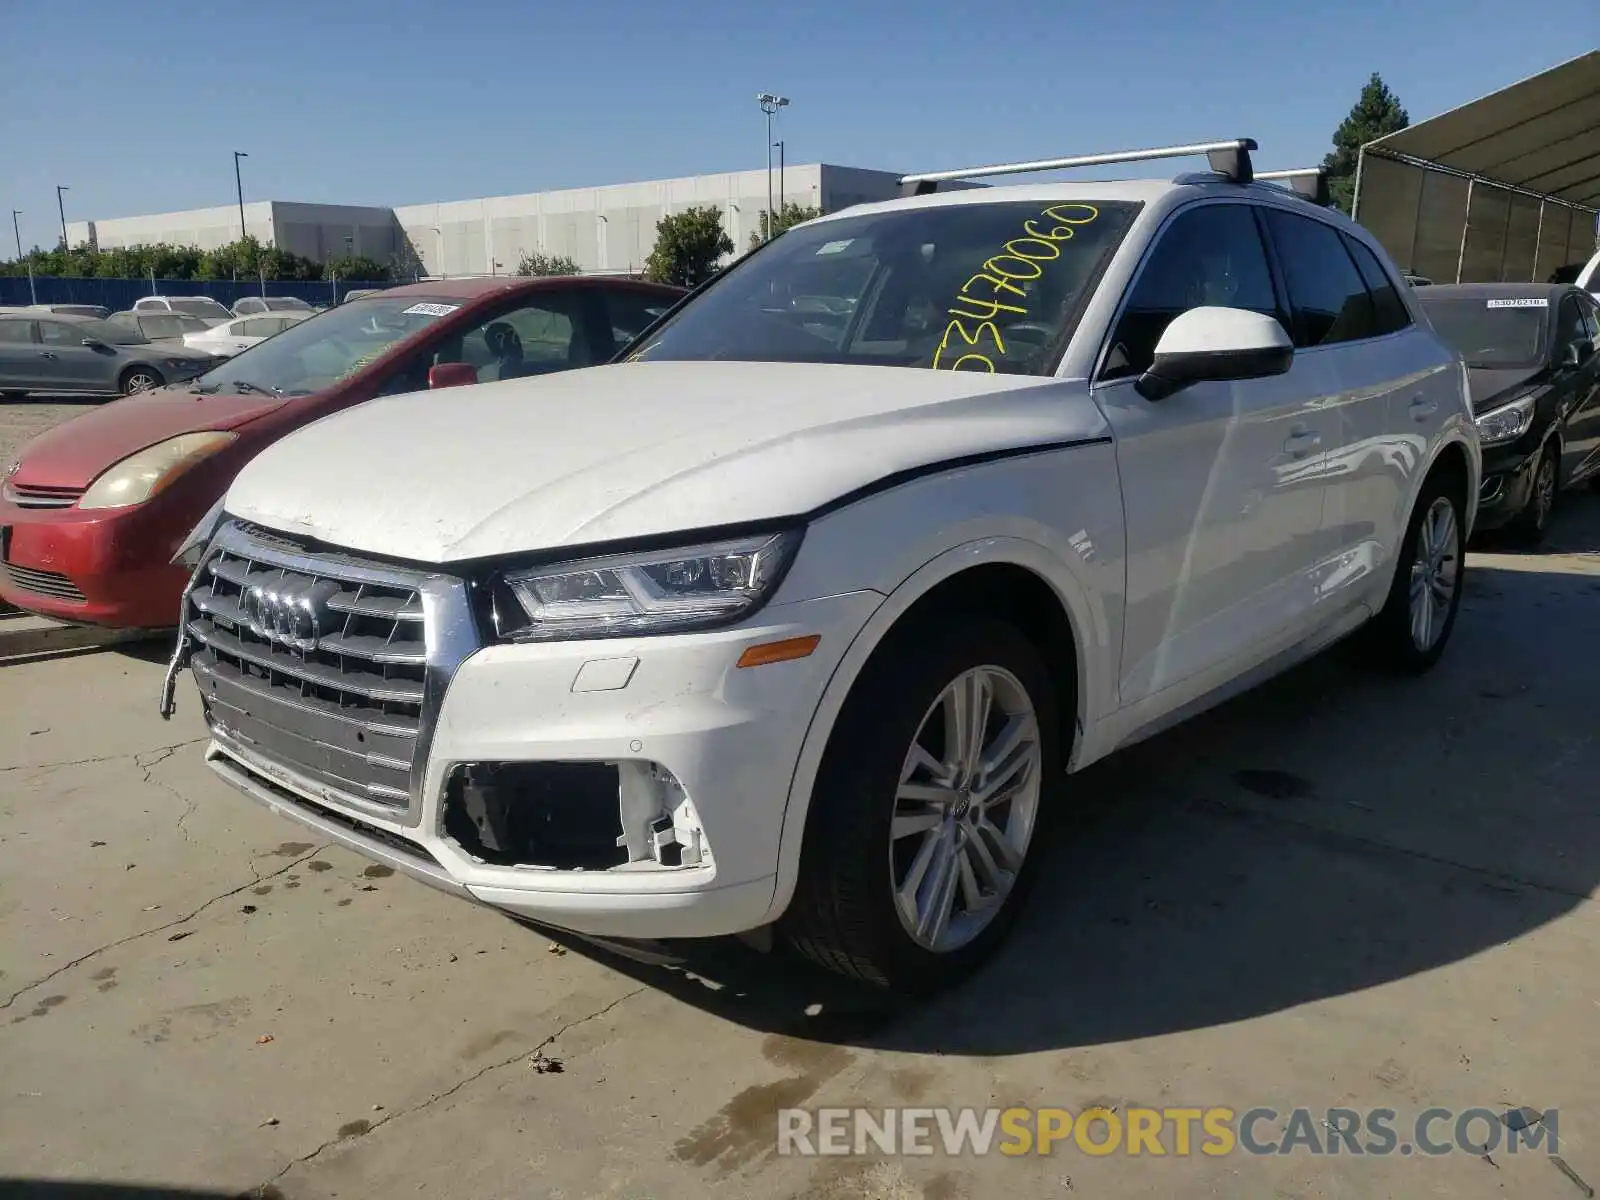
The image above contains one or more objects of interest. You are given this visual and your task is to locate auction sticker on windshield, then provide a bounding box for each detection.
[1485,298,1548,308]
[400,302,461,317]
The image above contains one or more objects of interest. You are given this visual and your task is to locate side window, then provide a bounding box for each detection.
[451,297,589,383]
[1102,204,1282,381]
[38,322,82,347]
[1579,297,1599,342]
[606,290,674,352]
[238,318,274,337]
[0,320,32,344]
[1264,210,1375,347]
[1555,297,1587,359]
[1342,235,1412,336]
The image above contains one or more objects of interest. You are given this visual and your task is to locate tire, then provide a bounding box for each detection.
[119,366,164,396]
[1351,469,1467,675]
[783,614,1065,994]
[1503,444,1557,547]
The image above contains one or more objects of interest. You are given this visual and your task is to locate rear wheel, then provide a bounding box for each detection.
[119,366,163,396]
[783,615,1064,994]
[1504,444,1557,546]
[1352,469,1466,675]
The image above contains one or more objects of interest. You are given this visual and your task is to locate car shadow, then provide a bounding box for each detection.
[0,1183,238,1200]
[538,528,1600,1056]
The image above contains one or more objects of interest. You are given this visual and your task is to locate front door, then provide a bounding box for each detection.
[0,319,44,390]
[1093,200,1332,710]
[37,320,111,391]
[1554,293,1600,483]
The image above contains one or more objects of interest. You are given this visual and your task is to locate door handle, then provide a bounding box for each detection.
[1409,396,1438,420]
[1284,427,1322,458]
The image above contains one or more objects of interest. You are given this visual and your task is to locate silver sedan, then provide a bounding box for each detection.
[0,312,221,399]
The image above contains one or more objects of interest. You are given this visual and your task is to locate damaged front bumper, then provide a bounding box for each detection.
[194,589,881,940]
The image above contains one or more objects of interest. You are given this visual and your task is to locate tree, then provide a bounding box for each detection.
[1323,72,1409,215]
[324,254,391,282]
[516,251,582,277]
[644,206,734,287]
[747,202,823,250]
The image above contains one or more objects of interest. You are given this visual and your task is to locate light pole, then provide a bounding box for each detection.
[773,140,785,222]
[233,151,249,241]
[55,185,69,250]
[10,209,22,260]
[756,93,789,241]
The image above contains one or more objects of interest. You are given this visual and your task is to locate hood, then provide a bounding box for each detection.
[1466,366,1544,415]
[225,360,1106,563]
[10,388,281,488]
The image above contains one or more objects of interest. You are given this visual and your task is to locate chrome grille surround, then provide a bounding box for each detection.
[183,520,480,827]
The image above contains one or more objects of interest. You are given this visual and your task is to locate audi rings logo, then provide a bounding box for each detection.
[239,577,339,652]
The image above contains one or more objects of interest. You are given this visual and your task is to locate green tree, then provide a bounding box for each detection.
[515,251,582,276]
[644,206,734,287]
[324,254,391,282]
[1322,72,1409,215]
[747,202,823,250]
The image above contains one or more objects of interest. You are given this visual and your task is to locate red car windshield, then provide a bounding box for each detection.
[191,296,464,397]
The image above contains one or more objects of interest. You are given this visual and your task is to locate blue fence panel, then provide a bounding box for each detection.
[0,276,398,311]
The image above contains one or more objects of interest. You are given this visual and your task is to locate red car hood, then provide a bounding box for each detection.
[9,387,282,489]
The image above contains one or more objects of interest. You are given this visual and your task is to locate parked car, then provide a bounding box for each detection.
[1415,282,1600,543]
[108,311,216,345]
[0,276,685,628]
[231,296,316,317]
[132,295,233,325]
[0,312,220,401]
[341,288,383,304]
[183,312,312,358]
[161,141,1479,994]
[28,303,112,319]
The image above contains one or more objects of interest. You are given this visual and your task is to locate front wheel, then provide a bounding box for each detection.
[1504,444,1557,546]
[119,366,164,396]
[783,616,1064,994]
[1352,471,1466,674]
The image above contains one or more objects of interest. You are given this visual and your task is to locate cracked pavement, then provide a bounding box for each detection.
[2,506,1600,1200]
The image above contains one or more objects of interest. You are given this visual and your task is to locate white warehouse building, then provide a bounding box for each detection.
[66,164,917,278]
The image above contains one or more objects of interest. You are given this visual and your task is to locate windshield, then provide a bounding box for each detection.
[265,297,313,311]
[629,200,1141,374]
[192,296,462,397]
[84,317,150,345]
[1419,297,1550,369]
[170,298,232,318]
[136,314,208,339]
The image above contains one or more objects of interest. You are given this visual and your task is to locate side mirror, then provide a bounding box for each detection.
[428,362,478,390]
[1136,307,1294,402]
[1560,339,1593,368]
[81,338,108,349]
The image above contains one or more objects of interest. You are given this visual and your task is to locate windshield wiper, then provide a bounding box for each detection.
[228,380,281,396]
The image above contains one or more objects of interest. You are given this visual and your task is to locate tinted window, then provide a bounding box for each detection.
[1579,296,1599,341]
[1265,210,1374,346]
[1343,235,1411,335]
[607,290,676,349]
[1102,203,1281,381]
[0,320,32,344]
[39,321,84,346]
[135,315,188,340]
[1556,296,1587,356]
[170,298,231,318]
[453,298,588,382]
[630,200,1142,376]
[1416,297,1549,369]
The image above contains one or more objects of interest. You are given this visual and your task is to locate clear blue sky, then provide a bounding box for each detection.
[2,0,1591,252]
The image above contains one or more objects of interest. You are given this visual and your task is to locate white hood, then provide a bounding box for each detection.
[224,361,1106,563]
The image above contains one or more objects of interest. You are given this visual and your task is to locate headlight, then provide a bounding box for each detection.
[165,357,203,370]
[1474,395,1535,446]
[79,432,238,510]
[497,529,803,642]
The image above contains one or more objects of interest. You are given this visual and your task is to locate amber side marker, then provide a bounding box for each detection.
[736,635,821,669]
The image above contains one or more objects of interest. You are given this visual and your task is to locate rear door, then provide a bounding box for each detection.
[1094,200,1333,708]
[0,318,43,390]
[1556,292,1600,482]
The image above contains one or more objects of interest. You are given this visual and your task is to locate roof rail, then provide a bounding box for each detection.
[1255,167,1331,207]
[898,139,1257,196]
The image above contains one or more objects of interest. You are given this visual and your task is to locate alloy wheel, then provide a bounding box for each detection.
[890,665,1042,953]
[1408,496,1459,652]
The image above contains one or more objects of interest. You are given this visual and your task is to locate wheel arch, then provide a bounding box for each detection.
[763,536,1106,926]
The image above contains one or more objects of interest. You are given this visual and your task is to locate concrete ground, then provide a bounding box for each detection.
[1,494,1598,1199]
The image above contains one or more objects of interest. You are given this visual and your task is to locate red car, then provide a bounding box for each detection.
[0,276,684,628]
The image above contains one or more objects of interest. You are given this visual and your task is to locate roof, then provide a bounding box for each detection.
[1366,51,1600,207]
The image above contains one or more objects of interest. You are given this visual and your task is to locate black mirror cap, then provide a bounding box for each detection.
[1135,343,1294,402]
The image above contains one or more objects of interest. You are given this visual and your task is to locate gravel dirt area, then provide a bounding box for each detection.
[1,430,1598,1198]
[0,398,101,469]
